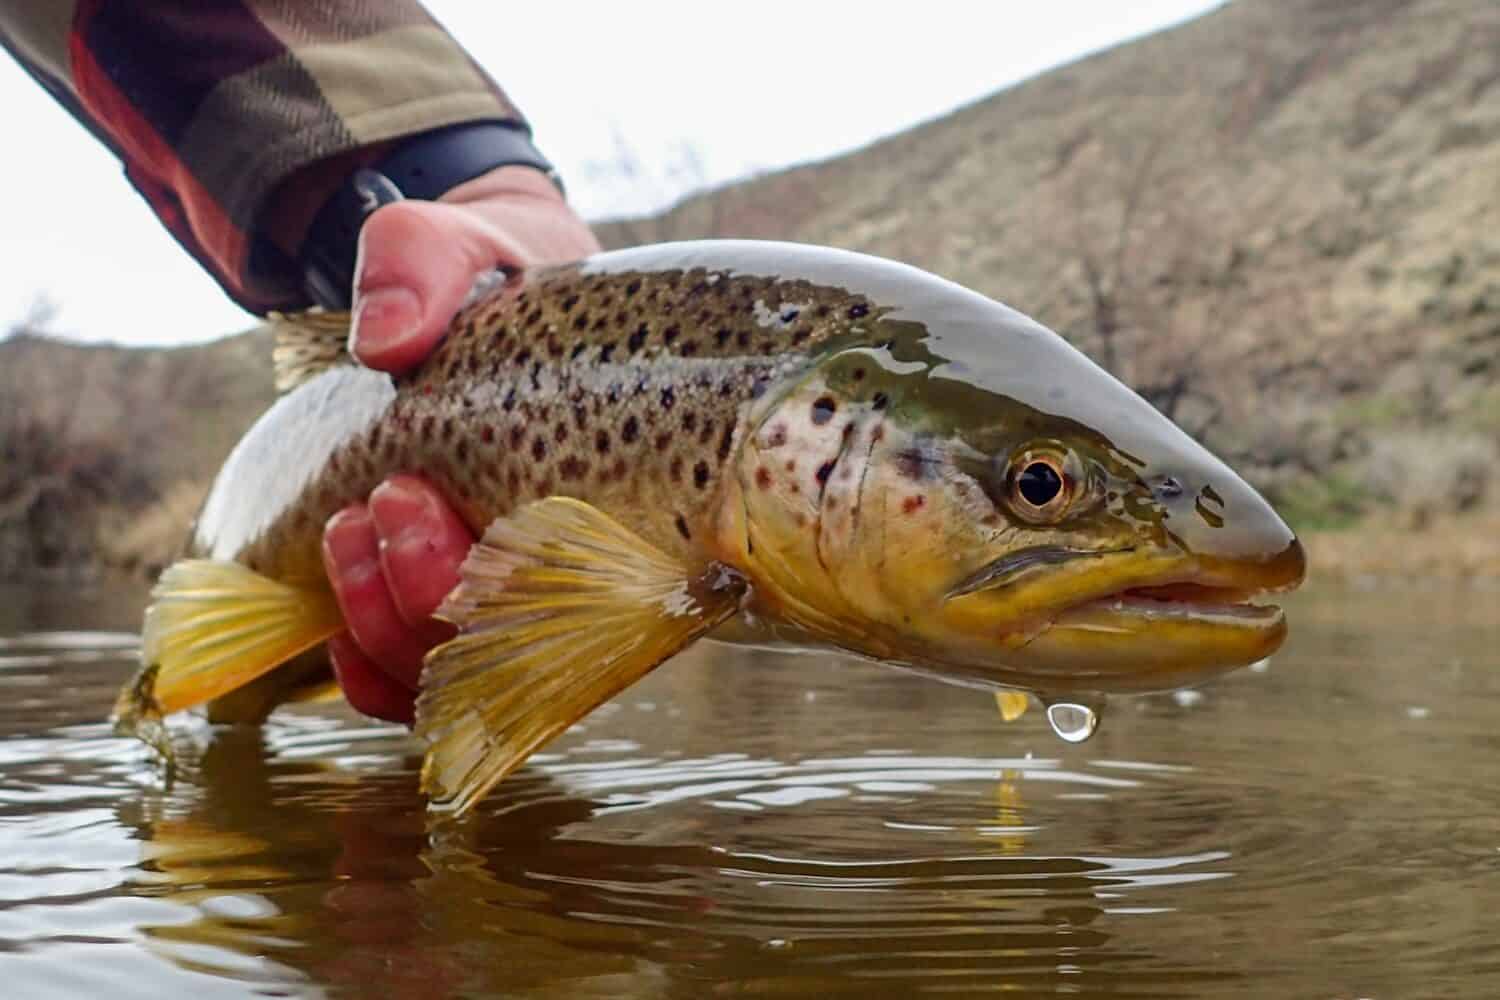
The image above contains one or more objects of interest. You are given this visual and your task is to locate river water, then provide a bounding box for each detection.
[0,578,1496,998]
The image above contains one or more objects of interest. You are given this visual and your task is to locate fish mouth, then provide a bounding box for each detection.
[1054,580,1285,628]
[942,539,1305,692]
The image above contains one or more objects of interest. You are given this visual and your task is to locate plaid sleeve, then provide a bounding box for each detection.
[0,1,528,313]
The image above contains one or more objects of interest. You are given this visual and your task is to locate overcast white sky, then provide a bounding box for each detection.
[0,1,1220,347]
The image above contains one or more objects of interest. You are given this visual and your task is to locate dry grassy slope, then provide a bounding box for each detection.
[599,0,1500,524]
[3,0,1496,575]
[0,329,273,572]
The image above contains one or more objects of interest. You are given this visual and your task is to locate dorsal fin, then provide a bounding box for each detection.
[270,309,353,392]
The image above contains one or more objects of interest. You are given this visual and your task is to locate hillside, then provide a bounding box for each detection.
[0,329,272,573]
[601,0,1500,528]
[2,0,1496,576]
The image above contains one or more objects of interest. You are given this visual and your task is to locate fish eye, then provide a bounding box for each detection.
[1001,450,1077,523]
[1017,461,1063,507]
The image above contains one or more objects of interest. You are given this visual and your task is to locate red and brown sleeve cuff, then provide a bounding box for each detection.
[3,1,526,313]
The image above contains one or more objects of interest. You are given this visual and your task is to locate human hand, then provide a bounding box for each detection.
[321,166,601,723]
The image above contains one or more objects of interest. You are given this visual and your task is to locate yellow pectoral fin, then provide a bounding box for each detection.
[116,560,343,737]
[995,690,1031,722]
[415,498,747,817]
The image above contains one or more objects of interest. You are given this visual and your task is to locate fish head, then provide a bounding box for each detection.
[734,293,1304,695]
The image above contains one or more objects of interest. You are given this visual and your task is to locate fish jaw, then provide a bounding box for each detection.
[939,536,1305,693]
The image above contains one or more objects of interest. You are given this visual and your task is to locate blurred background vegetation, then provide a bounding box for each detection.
[2,0,1496,579]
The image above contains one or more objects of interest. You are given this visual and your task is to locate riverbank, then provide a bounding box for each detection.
[1303,512,1500,584]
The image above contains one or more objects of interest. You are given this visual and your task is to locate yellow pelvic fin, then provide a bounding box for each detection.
[117,560,343,733]
[995,690,1031,722]
[270,308,353,392]
[416,497,747,817]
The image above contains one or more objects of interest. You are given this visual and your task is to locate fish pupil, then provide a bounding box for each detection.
[1018,462,1062,507]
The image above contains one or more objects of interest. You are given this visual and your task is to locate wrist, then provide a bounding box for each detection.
[295,122,564,309]
[441,163,568,209]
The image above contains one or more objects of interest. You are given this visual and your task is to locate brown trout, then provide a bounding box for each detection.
[117,240,1305,815]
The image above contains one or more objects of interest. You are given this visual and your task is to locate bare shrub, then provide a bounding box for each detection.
[1358,432,1498,523]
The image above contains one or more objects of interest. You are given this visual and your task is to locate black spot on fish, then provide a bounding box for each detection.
[848,303,869,319]
[681,341,700,357]
[629,324,648,353]
[622,415,640,443]
[675,514,691,540]
[811,397,836,425]
[532,437,547,461]
[561,294,579,313]
[660,386,676,410]
[501,387,516,412]
[894,448,935,481]
[663,325,680,346]
[624,279,641,297]
[781,308,800,323]
[816,460,835,487]
[693,461,710,489]
[595,430,611,454]
[683,411,698,432]
[560,455,586,480]
[717,424,735,462]
[555,423,568,443]
[600,343,616,364]
[872,392,889,410]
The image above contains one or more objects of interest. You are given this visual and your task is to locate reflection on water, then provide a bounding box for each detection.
[0,580,1497,997]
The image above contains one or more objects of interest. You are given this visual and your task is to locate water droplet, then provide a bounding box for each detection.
[1172,689,1204,708]
[1044,698,1102,743]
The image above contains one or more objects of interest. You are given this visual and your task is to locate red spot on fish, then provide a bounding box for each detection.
[755,466,772,490]
[765,424,788,449]
[482,425,495,444]
[902,495,927,514]
[784,459,796,473]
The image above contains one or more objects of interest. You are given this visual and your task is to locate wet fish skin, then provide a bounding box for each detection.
[125,241,1303,810]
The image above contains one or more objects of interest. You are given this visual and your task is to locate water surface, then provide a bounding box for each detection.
[0,579,1496,997]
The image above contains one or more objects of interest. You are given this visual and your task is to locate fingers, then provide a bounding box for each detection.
[327,632,415,725]
[348,165,600,374]
[322,505,432,690]
[321,477,474,724]
[367,475,469,639]
[348,200,522,373]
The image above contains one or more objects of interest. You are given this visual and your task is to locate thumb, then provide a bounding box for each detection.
[348,200,522,374]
